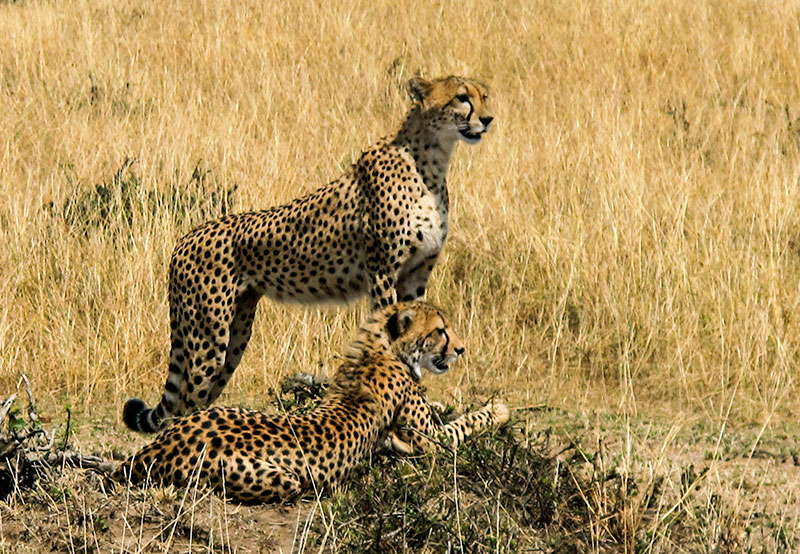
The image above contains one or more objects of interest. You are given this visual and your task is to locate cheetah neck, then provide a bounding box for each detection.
[340,318,422,387]
[392,109,456,198]
[342,327,391,365]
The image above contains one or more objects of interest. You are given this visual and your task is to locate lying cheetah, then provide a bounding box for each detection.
[114,301,509,503]
[124,76,494,432]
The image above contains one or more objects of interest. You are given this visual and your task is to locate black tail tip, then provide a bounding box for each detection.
[122,398,147,432]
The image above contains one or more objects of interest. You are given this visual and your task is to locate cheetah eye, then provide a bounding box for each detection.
[456,94,470,104]
[437,328,446,335]
[482,94,488,101]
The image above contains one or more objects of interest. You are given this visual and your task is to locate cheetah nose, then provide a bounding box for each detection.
[479,116,493,127]
[455,346,465,356]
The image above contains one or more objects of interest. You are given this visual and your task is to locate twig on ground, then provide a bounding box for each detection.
[19,373,39,427]
[280,372,331,393]
[0,393,18,425]
[0,374,116,499]
[63,404,72,451]
[26,451,116,474]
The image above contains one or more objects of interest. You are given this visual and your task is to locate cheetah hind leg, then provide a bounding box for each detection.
[124,295,235,433]
[219,459,304,504]
[208,291,260,404]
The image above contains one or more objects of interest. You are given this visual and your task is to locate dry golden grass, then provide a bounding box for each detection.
[2,0,800,439]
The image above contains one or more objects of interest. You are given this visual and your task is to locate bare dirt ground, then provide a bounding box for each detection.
[0,475,311,553]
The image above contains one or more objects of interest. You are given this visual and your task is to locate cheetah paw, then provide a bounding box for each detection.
[388,433,415,455]
[428,401,446,414]
[489,402,510,425]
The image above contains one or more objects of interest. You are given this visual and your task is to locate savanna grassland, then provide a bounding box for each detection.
[2,0,800,551]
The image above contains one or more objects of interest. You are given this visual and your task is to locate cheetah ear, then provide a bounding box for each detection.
[407,77,432,103]
[386,309,415,341]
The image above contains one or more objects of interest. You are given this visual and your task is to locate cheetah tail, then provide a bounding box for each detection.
[122,397,161,433]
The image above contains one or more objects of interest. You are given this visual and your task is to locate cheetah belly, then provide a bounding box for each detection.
[240,235,370,304]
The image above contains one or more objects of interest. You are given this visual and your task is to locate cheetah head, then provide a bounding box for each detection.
[385,301,466,381]
[407,76,494,145]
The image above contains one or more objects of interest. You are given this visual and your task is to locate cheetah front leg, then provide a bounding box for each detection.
[393,393,510,453]
[435,402,510,449]
[366,236,403,310]
[363,161,415,310]
[396,253,439,302]
[369,272,399,310]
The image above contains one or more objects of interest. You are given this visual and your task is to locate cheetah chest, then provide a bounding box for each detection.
[408,192,448,265]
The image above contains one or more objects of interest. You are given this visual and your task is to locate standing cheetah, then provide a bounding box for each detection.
[114,301,509,503]
[124,76,494,432]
